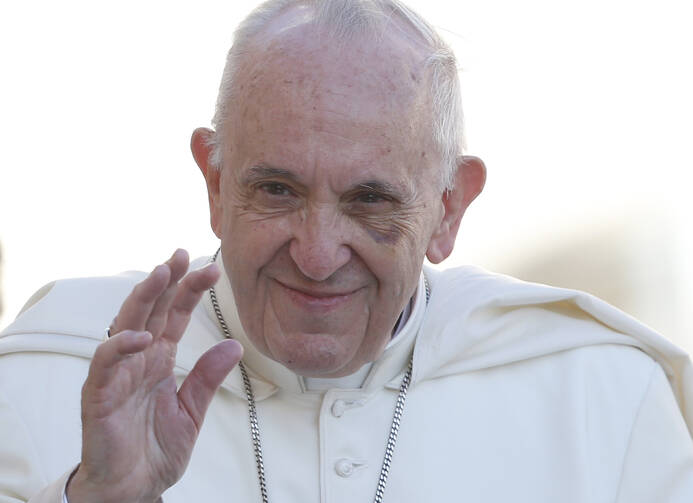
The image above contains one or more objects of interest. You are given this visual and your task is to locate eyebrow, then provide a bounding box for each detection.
[353,180,404,199]
[242,164,302,185]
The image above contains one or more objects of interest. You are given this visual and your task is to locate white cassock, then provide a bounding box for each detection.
[1,254,692,502]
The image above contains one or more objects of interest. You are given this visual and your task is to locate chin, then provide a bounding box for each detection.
[269,332,359,377]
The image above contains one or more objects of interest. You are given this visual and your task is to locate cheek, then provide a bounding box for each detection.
[228,218,290,261]
[353,239,420,301]
[359,211,431,266]
[220,204,295,286]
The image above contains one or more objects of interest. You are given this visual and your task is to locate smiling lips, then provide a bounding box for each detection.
[275,280,359,311]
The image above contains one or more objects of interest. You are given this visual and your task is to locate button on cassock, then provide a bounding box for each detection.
[331,399,347,417]
[335,458,355,477]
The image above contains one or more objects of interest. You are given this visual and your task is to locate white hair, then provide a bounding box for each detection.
[208,0,464,191]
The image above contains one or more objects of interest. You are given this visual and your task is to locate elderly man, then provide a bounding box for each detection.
[1,0,693,502]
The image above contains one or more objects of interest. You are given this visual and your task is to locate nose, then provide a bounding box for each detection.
[289,207,352,282]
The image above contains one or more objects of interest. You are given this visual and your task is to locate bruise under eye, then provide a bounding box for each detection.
[365,226,399,244]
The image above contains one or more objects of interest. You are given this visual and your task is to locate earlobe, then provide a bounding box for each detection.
[190,127,223,238]
[426,156,486,264]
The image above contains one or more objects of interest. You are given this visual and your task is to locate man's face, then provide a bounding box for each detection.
[209,27,449,377]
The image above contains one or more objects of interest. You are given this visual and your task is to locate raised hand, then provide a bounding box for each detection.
[66,249,243,503]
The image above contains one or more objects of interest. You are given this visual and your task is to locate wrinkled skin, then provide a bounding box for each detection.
[194,24,485,378]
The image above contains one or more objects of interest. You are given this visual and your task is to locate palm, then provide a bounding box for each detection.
[69,250,242,503]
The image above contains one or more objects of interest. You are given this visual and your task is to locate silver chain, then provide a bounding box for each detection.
[208,249,429,502]
[209,284,268,503]
[373,357,412,503]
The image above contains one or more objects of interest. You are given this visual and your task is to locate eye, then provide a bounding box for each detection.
[259,182,292,197]
[354,192,387,204]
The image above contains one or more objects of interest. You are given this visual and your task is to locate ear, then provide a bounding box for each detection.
[191,127,223,238]
[426,156,486,263]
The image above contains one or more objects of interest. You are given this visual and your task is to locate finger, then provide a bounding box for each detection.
[145,250,190,336]
[177,339,243,431]
[166,248,190,284]
[114,264,171,332]
[88,330,153,389]
[162,263,221,343]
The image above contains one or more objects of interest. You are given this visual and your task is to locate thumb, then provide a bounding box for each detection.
[177,339,243,431]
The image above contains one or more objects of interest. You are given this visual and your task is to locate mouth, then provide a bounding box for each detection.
[274,280,361,311]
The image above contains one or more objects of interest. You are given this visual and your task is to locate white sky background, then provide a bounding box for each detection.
[1,1,691,347]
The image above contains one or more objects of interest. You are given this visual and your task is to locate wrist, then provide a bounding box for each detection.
[66,465,161,503]
[65,466,109,503]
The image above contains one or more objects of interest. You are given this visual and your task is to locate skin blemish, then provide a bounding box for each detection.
[356,204,422,247]
[366,226,399,245]
[421,151,426,158]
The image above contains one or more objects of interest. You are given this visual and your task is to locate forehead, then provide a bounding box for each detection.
[227,22,436,173]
